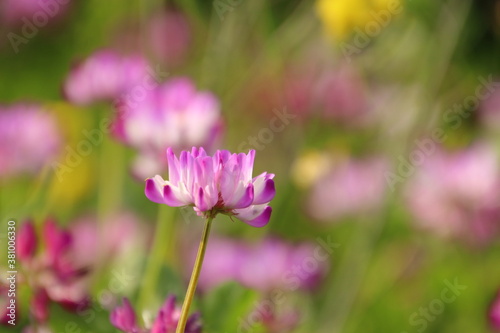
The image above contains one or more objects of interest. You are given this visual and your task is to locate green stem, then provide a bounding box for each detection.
[97,136,125,223]
[176,216,213,333]
[138,205,177,312]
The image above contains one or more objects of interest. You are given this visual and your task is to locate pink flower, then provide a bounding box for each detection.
[317,65,368,123]
[110,296,201,333]
[69,212,146,268]
[148,10,191,67]
[18,221,37,261]
[190,236,328,292]
[489,289,500,330]
[113,78,223,179]
[145,147,275,227]
[15,218,91,324]
[0,104,61,178]
[405,144,500,244]
[1,0,70,26]
[63,50,150,106]
[110,298,137,333]
[307,157,388,221]
[31,289,50,322]
[479,83,500,129]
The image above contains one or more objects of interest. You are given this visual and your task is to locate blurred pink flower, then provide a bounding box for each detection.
[63,49,150,106]
[249,62,368,125]
[1,0,70,26]
[145,147,275,226]
[316,66,368,123]
[110,298,137,333]
[191,236,328,292]
[490,289,500,330]
[18,220,37,261]
[479,85,500,129]
[31,289,50,322]
[405,144,500,244]
[69,212,146,268]
[113,78,224,179]
[307,157,388,222]
[0,104,61,178]
[148,10,191,67]
[110,296,202,333]
[16,219,91,324]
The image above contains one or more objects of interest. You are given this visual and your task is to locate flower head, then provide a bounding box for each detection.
[405,144,500,244]
[110,296,201,333]
[0,104,61,178]
[191,236,328,292]
[113,78,223,179]
[145,147,275,227]
[63,49,150,106]
[110,298,138,333]
[307,156,388,222]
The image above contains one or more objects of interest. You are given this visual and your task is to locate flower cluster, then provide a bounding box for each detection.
[63,49,150,106]
[12,219,91,324]
[189,236,327,292]
[145,147,275,227]
[0,104,61,179]
[110,296,201,333]
[405,144,500,244]
[307,156,388,221]
[113,79,223,179]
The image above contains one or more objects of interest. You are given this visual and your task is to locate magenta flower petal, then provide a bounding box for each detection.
[489,289,500,330]
[110,298,137,333]
[31,289,50,322]
[235,205,272,227]
[151,294,201,333]
[253,176,276,205]
[145,176,167,204]
[194,187,210,212]
[163,185,188,207]
[18,221,37,262]
[226,183,254,209]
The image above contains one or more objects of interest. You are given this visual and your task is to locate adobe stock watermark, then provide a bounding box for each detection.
[340,0,403,62]
[51,65,169,182]
[237,107,296,152]
[385,75,500,191]
[7,0,71,54]
[400,278,467,333]
[213,0,243,21]
[237,236,339,333]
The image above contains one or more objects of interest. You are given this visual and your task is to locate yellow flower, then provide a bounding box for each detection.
[315,0,402,40]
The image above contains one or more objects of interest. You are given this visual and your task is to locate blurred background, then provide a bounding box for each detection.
[1,0,500,332]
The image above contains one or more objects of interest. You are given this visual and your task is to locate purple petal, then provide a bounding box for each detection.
[229,184,254,209]
[163,185,189,207]
[195,187,211,212]
[18,221,37,261]
[145,176,167,204]
[236,205,272,227]
[166,148,180,183]
[110,298,137,333]
[253,179,276,205]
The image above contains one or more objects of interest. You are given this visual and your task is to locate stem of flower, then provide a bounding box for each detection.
[176,216,213,333]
